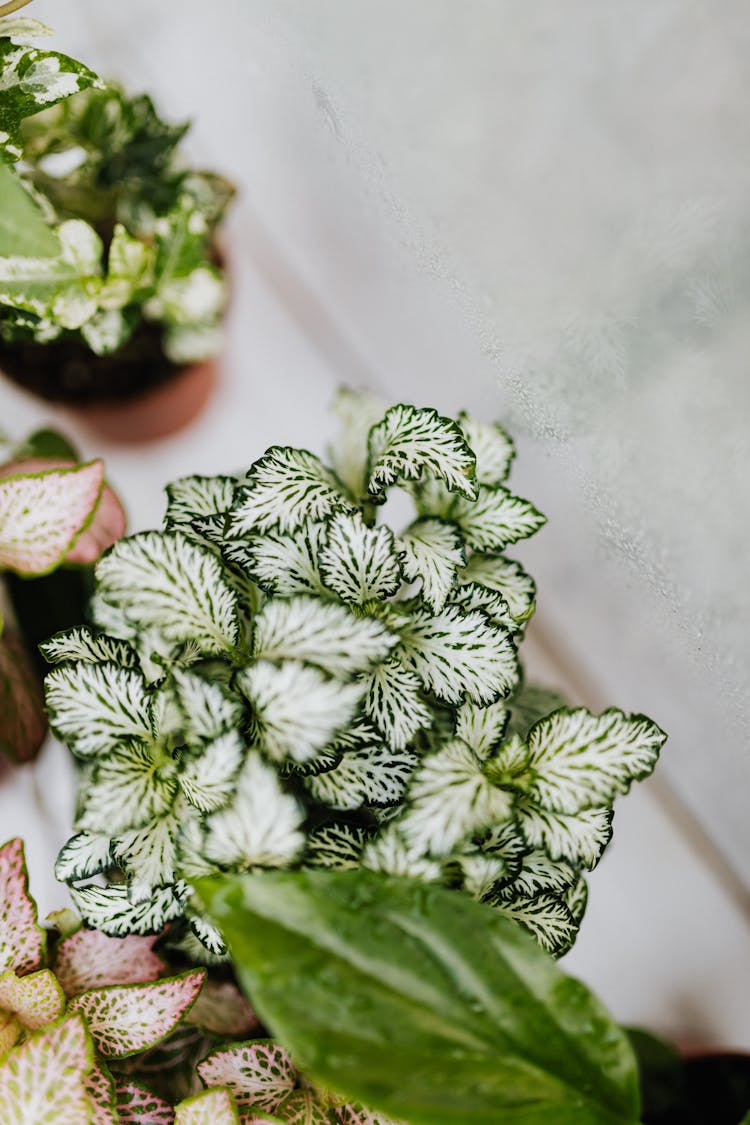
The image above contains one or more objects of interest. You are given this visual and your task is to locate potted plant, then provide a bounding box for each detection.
[0,5,234,443]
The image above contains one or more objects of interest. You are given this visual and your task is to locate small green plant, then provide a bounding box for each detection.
[48,391,665,962]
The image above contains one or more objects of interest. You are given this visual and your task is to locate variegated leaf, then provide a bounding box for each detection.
[70,883,188,938]
[204,752,304,870]
[115,1077,174,1125]
[55,833,113,884]
[165,475,236,527]
[197,1040,297,1115]
[110,814,181,895]
[319,512,401,605]
[77,742,177,834]
[252,597,397,676]
[507,684,568,739]
[305,825,369,871]
[459,552,536,625]
[237,522,327,596]
[515,800,614,869]
[456,413,515,486]
[337,1104,406,1125]
[239,660,364,764]
[398,741,514,856]
[361,829,443,883]
[184,979,257,1036]
[450,853,512,901]
[0,1014,94,1125]
[367,404,477,502]
[447,581,515,632]
[0,1014,21,1059]
[329,385,386,497]
[494,894,578,957]
[0,18,54,40]
[304,745,417,811]
[276,1090,331,1125]
[175,1088,240,1125]
[45,662,151,758]
[564,876,589,926]
[0,838,45,974]
[526,708,667,815]
[360,660,432,751]
[179,731,245,813]
[171,669,242,742]
[0,968,65,1029]
[185,911,228,960]
[451,485,546,553]
[69,969,204,1059]
[453,699,509,759]
[0,460,104,575]
[498,851,578,899]
[232,448,352,536]
[84,1061,118,1125]
[40,627,138,669]
[94,531,239,654]
[398,518,465,614]
[398,604,518,705]
[54,929,166,999]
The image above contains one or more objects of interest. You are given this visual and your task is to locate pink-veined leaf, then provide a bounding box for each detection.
[197,1040,297,1115]
[0,1013,20,1058]
[185,978,258,1037]
[114,1077,174,1124]
[175,1088,240,1124]
[0,460,105,575]
[0,1013,95,1124]
[0,838,45,974]
[0,968,65,1029]
[84,1061,118,1125]
[69,969,205,1059]
[336,1104,407,1125]
[276,1090,331,1125]
[0,632,47,764]
[54,928,166,998]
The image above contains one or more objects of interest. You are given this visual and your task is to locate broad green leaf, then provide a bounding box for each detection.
[165,475,236,527]
[197,1040,297,1115]
[453,699,510,758]
[493,894,578,957]
[70,882,188,937]
[232,447,352,535]
[398,604,518,705]
[459,553,536,625]
[237,521,327,597]
[179,730,245,813]
[45,662,152,759]
[0,968,65,1029]
[0,838,45,974]
[319,512,401,605]
[515,801,614,869]
[451,485,546,553]
[196,869,642,1125]
[360,660,432,751]
[526,708,667,815]
[397,519,465,613]
[0,1014,94,1125]
[55,832,113,883]
[330,385,386,497]
[175,1089,240,1125]
[53,929,165,999]
[0,162,59,256]
[367,404,477,502]
[457,413,515,486]
[238,659,364,764]
[0,459,104,575]
[69,969,204,1059]
[94,531,240,655]
[252,596,397,676]
[305,745,417,811]
[40,626,138,669]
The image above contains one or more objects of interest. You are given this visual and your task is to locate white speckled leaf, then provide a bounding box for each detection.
[367,404,477,501]
[0,1014,94,1124]
[232,447,352,535]
[252,596,397,676]
[330,385,386,498]
[237,520,327,597]
[397,518,465,613]
[0,838,45,974]
[45,662,151,759]
[0,18,53,39]
[197,1040,297,1115]
[447,581,516,632]
[453,699,510,759]
[494,894,578,957]
[171,668,242,742]
[54,929,166,999]
[456,414,515,486]
[76,742,177,834]
[0,220,103,328]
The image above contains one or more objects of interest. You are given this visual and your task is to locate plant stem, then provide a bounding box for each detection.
[0,0,34,17]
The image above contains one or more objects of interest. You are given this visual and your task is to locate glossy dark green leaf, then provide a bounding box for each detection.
[196,869,641,1125]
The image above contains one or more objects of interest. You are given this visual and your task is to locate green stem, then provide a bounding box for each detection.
[0,0,34,18]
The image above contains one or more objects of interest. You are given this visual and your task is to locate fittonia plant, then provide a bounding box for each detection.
[47,391,665,959]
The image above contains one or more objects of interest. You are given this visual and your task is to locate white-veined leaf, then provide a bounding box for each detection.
[360,660,431,751]
[110,814,180,897]
[70,882,188,937]
[494,894,578,957]
[451,853,514,901]
[459,552,537,625]
[304,745,417,810]
[236,521,327,596]
[0,838,45,975]
[55,833,113,883]
[45,662,152,758]
[0,460,104,575]
[0,1014,94,1125]
[330,385,386,497]
[397,518,465,613]
[179,730,245,813]
[165,475,236,527]
[186,911,228,960]
[367,404,477,502]
[447,581,515,631]
[457,413,515,486]
[484,732,531,785]
[76,742,177,834]
[252,596,397,676]
[306,824,369,870]
[497,851,578,899]
[516,800,614,869]
[171,668,242,742]
[398,740,515,856]
[277,1090,331,1125]
[526,708,667,815]
[564,876,589,926]
[203,752,305,870]
[197,1041,296,1117]
[238,659,364,764]
[231,447,352,535]
[360,828,443,883]
[319,511,401,605]
[40,627,138,669]
[398,604,518,705]
[94,531,239,655]
[453,699,509,759]
[451,485,546,553]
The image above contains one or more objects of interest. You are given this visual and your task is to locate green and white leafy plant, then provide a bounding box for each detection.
[48,391,665,960]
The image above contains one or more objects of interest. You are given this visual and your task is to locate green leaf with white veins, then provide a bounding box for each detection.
[252,596,396,676]
[0,1014,94,1125]
[171,668,241,741]
[448,581,516,632]
[231,447,353,535]
[451,485,546,553]
[238,521,328,597]
[398,518,465,613]
[94,531,240,655]
[457,413,515,485]
[453,699,510,759]
[526,708,666,815]
[77,742,177,834]
[165,475,236,528]
[459,553,536,625]
[319,511,401,605]
[516,801,614,869]
[40,626,138,669]
[55,832,113,884]
[305,745,417,811]
[367,404,477,502]
[70,882,188,938]
[179,730,244,813]
[494,894,577,957]
[99,224,154,310]
[45,662,152,758]
[360,660,432,751]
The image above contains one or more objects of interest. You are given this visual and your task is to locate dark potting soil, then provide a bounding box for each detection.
[0,321,180,404]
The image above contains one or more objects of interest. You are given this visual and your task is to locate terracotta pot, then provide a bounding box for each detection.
[69,356,219,444]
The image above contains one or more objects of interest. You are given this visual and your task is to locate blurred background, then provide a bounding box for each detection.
[2,0,749,1047]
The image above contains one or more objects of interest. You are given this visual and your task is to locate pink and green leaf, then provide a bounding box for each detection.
[175,1088,241,1124]
[0,838,45,974]
[54,929,167,998]
[276,1090,332,1125]
[0,968,65,1030]
[84,1060,119,1125]
[0,632,47,764]
[197,1041,297,1115]
[185,978,258,1037]
[0,460,105,576]
[115,1077,174,1124]
[69,969,205,1059]
[336,1105,406,1125]
[0,1013,95,1124]
[0,1012,20,1059]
